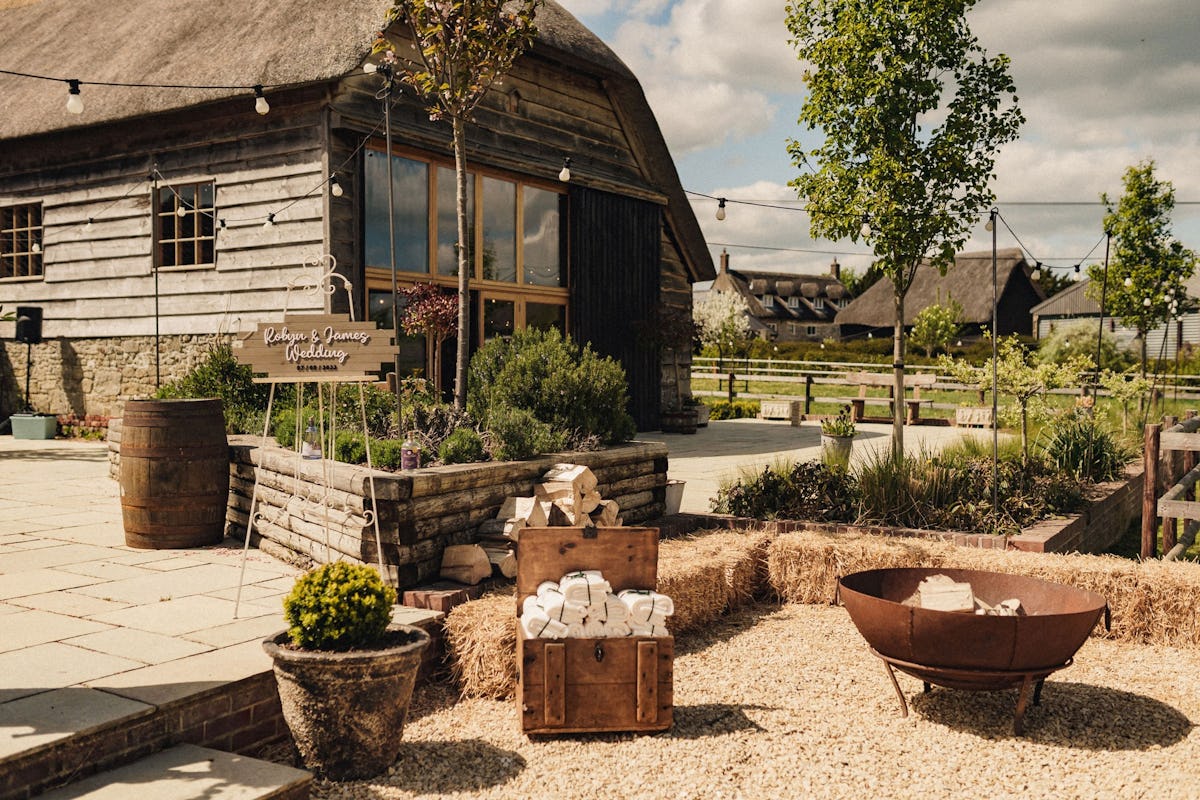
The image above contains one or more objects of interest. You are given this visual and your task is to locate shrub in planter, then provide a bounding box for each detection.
[439,426,486,464]
[485,404,564,461]
[708,399,760,420]
[156,342,269,434]
[1038,413,1132,482]
[468,327,635,447]
[712,460,857,522]
[264,563,429,781]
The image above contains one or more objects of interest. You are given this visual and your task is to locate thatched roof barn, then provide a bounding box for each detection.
[835,248,1044,339]
[0,0,712,430]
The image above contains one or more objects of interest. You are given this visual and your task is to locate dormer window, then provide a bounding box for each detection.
[761,295,774,308]
[787,296,800,309]
[813,297,826,310]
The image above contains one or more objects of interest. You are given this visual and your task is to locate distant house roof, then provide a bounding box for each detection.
[0,0,713,281]
[835,247,1043,328]
[710,256,847,326]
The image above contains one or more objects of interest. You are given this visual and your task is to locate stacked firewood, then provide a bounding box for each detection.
[441,464,622,584]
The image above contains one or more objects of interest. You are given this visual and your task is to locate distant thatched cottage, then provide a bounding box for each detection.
[708,251,849,342]
[835,248,1044,340]
[0,0,712,430]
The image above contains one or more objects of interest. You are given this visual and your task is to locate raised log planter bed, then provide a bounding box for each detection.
[223,436,669,588]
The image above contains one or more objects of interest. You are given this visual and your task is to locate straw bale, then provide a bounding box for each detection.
[657,554,727,634]
[665,529,773,609]
[443,590,517,700]
[768,530,946,605]
[767,530,1200,649]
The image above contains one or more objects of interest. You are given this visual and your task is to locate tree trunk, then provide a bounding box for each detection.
[452,116,470,410]
[892,292,906,457]
[1138,329,1148,380]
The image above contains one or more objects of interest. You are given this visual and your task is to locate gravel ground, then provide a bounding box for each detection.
[305,602,1200,800]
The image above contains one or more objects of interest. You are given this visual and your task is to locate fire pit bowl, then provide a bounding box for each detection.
[838,567,1108,734]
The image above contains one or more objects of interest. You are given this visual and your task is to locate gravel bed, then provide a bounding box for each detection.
[306,602,1200,800]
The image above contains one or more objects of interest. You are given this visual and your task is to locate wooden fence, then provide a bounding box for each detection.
[1143,411,1200,560]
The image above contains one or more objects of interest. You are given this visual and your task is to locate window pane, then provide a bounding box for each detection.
[483,297,515,339]
[364,151,428,272]
[523,187,561,287]
[198,183,214,209]
[481,177,515,282]
[158,189,174,215]
[368,290,426,378]
[437,166,474,277]
[526,302,565,334]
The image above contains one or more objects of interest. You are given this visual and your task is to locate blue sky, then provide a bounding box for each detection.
[557,0,1200,282]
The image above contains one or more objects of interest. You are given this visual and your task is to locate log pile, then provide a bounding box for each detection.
[466,463,626,585]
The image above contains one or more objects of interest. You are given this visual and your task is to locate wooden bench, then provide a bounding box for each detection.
[840,371,936,424]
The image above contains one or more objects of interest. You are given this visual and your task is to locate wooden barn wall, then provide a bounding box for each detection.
[659,223,693,408]
[0,91,331,340]
[997,277,1041,337]
[569,186,660,431]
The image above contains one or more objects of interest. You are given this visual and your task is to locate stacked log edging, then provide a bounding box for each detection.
[223,436,669,587]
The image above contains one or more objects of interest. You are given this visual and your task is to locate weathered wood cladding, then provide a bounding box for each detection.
[569,187,661,430]
[0,92,334,339]
[224,437,669,588]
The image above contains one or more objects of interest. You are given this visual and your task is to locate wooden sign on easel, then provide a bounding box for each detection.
[234,313,395,383]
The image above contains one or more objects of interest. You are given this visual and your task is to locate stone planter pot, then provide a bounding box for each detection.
[660,408,697,434]
[10,413,58,439]
[263,623,430,781]
[821,434,854,466]
[691,404,710,427]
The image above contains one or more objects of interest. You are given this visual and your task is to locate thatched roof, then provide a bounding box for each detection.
[711,266,845,324]
[835,248,1043,327]
[0,0,712,280]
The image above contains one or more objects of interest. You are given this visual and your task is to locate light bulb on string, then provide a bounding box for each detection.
[1143,297,1152,307]
[1031,261,1042,280]
[263,213,275,229]
[218,219,227,230]
[859,215,871,238]
[558,157,571,182]
[1073,263,1081,274]
[716,198,726,221]
[65,79,83,114]
[363,62,378,74]
[253,85,270,115]
[1124,277,1133,288]
[329,174,344,197]
[176,204,187,218]
[84,218,94,233]
[31,241,41,254]
[984,217,993,233]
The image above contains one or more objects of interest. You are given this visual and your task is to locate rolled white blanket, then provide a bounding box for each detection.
[583,618,606,638]
[603,620,632,638]
[564,622,586,638]
[521,609,568,639]
[532,588,586,625]
[586,592,630,624]
[560,570,612,606]
[618,589,675,624]
[629,621,670,637]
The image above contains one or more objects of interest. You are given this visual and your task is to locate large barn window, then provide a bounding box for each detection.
[363,144,567,354]
[1,202,42,279]
[156,182,214,268]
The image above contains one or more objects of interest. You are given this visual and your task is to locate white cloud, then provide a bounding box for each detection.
[644,81,775,155]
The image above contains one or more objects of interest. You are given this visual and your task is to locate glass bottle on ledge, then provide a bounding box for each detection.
[401,433,420,470]
[301,419,322,460]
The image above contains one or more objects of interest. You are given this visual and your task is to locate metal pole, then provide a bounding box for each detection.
[1094,233,1111,392]
[153,174,161,390]
[382,69,404,430]
[24,341,32,412]
[990,209,999,521]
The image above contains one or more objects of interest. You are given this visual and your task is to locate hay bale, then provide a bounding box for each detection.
[768,530,946,605]
[443,590,517,700]
[768,529,1200,649]
[665,529,773,609]
[657,552,727,634]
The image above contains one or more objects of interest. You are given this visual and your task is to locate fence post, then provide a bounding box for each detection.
[804,375,813,415]
[1163,415,1178,553]
[1142,422,1161,560]
[727,372,735,404]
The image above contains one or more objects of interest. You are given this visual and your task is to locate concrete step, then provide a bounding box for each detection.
[35,744,310,800]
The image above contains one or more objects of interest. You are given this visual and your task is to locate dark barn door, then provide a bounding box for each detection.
[568,187,661,431]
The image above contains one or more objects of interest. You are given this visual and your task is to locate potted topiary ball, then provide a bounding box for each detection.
[263,562,429,781]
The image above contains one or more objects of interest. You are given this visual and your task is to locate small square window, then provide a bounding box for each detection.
[1,202,43,279]
[761,295,774,308]
[156,181,216,267]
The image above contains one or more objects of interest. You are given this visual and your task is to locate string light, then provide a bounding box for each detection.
[84,218,94,232]
[263,212,275,228]
[1124,277,1133,288]
[859,215,871,238]
[31,241,41,253]
[1030,261,1041,280]
[253,85,269,115]
[66,79,83,114]
[329,174,344,197]
[715,198,726,221]
[1073,263,1081,274]
[1143,297,1152,307]
[176,204,187,217]
[558,157,571,182]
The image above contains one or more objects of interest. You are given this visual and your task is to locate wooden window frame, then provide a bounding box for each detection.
[154,180,215,270]
[0,202,43,280]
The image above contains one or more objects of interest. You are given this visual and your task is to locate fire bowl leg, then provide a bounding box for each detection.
[1013,675,1035,736]
[1033,677,1045,706]
[882,661,909,718]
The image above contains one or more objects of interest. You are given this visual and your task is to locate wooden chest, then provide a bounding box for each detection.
[516,527,674,735]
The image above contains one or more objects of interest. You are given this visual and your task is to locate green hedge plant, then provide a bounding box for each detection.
[283,562,396,651]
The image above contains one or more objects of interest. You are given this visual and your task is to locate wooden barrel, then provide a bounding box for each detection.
[119,398,230,549]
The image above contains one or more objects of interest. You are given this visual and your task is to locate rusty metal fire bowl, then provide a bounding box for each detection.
[838,567,1109,734]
